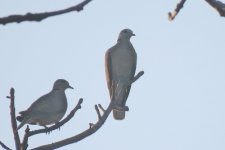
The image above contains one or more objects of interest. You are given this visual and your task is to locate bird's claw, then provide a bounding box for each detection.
[43,126,52,134]
[114,105,129,111]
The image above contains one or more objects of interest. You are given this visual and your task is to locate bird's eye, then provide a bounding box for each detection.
[123,30,127,33]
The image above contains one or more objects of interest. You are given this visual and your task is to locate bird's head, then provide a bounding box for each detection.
[118,28,135,41]
[53,79,74,91]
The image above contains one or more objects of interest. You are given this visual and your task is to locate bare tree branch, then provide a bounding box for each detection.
[0,141,12,150]
[168,0,187,21]
[98,104,105,113]
[21,126,30,150]
[89,123,94,129]
[6,88,21,150]
[0,0,92,25]
[27,98,83,137]
[30,71,144,150]
[95,105,102,120]
[205,0,225,16]
[4,71,143,150]
[129,71,144,86]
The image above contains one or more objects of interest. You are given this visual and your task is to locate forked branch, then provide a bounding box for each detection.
[5,71,143,150]
[30,70,144,150]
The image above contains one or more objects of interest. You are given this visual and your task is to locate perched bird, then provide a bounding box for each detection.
[16,79,73,130]
[105,28,137,120]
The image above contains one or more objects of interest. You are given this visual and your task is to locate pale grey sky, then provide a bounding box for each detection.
[1,0,225,150]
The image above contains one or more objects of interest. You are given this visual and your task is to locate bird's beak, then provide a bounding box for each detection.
[132,33,135,36]
[68,85,74,89]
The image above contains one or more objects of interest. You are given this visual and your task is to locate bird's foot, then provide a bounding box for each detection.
[54,122,61,131]
[43,125,52,134]
[114,105,129,111]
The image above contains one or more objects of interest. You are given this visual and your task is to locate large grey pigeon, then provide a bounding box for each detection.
[17,79,73,130]
[105,28,137,120]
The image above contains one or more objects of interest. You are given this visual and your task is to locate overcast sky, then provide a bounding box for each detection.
[1,0,225,150]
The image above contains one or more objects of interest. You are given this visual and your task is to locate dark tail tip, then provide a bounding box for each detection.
[16,116,23,122]
[113,109,125,120]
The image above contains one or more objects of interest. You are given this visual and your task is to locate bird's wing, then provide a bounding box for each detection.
[105,45,116,99]
[16,93,51,123]
[26,92,53,113]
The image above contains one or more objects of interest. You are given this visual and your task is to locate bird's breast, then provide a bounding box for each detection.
[50,91,68,113]
[111,48,136,79]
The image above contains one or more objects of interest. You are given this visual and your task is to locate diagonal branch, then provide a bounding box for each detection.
[205,0,225,17]
[31,102,113,150]
[27,98,83,137]
[168,0,187,21]
[0,141,12,150]
[6,88,21,150]
[30,71,144,150]
[0,0,92,25]
[95,105,102,120]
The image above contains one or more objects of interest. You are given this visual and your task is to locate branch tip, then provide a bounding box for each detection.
[21,125,30,150]
[8,88,21,149]
[98,104,105,112]
[78,98,83,105]
[95,105,102,120]
[89,123,94,129]
[129,70,144,85]
[168,0,186,21]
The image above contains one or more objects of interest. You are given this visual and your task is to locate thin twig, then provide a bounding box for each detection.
[205,0,225,17]
[21,126,30,150]
[128,71,144,86]
[89,123,94,129]
[7,88,21,150]
[0,0,92,25]
[98,104,105,113]
[168,0,187,21]
[0,141,12,150]
[95,105,102,120]
[28,98,83,137]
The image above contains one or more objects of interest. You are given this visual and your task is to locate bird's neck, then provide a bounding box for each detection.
[117,38,131,43]
[52,88,65,92]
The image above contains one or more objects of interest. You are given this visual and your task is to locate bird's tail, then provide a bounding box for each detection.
[16,110,29,130]
[112,82,127,120]
[17,120,27,130]
[113,109,125,120]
